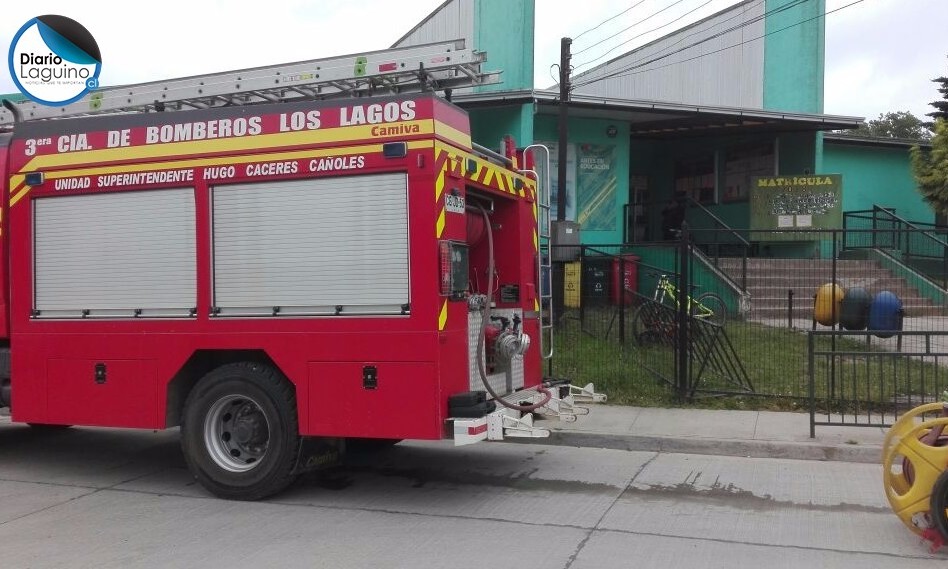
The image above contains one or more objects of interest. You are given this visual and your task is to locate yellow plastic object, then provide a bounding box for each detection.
[882,402,948,536]
[564,261,581,308]
[814,283,844,326]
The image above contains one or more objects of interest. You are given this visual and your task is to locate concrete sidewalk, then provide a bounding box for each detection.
[1,405,887,464]
[534,405,886,464]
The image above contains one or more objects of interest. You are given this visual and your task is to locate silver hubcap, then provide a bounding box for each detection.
[204,394,270,472]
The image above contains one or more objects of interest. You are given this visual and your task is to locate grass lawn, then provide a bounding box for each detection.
[551,313,948,413]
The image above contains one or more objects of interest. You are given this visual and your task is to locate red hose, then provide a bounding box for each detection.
[475,205,551,412]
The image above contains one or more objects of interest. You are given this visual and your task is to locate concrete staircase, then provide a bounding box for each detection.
[716,257,947,319]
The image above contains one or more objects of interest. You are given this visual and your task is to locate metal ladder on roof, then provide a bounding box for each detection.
[523,144,554,360]
[0,39,499,127]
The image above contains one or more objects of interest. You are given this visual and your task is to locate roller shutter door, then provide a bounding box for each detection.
[212,173,410,316]
[34,188,197,318]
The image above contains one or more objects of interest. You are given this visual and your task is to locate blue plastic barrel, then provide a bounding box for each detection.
[839,287,871,331]
[868,291,903,338]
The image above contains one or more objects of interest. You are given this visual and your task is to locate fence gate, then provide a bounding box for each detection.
[548,236,752,403]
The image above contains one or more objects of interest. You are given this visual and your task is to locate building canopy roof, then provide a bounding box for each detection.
[454,89,863,139]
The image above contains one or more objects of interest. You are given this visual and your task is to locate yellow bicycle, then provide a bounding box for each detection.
[631,274,727,345]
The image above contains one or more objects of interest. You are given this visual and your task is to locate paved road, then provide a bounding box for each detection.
[0,422,944,568]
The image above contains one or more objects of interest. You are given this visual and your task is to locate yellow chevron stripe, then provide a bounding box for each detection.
[534,298,539,312]
[10,187,30,207]
[10,140,433,207]
[436,207,446,238]
[17,120,440,172]
[435,157,447,202]
[533,229,538,251]
[438,299,449,331]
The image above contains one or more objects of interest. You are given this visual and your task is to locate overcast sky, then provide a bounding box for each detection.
[1,0,944,122]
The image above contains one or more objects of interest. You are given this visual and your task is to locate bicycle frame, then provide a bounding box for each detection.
[653,275,714,318]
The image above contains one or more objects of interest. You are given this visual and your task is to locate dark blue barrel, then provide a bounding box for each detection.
[868,291,903,338]
[839,287,871,331]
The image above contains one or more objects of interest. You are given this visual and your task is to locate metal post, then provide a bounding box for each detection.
[741,245,747,293]
[872,207,877,249]
[808,332,816,438]
[578,246,586,326]
[788,289,794,329]
[943,245,948,290]
[677,223,691,402]
[842,212,848,250]
[830,231,838,400]
[618,256,626,344]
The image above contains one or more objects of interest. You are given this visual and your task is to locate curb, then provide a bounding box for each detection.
[513,430,882,464]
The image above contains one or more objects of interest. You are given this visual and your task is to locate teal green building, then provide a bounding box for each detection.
[394,0,932,245]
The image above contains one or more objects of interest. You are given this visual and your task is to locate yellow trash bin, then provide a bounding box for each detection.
[814,283,844,326]
[565,262,581,308]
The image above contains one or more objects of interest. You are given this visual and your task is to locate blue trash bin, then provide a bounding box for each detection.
[868,291,903,338]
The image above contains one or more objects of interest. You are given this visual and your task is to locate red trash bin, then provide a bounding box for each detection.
[611,255,639,305]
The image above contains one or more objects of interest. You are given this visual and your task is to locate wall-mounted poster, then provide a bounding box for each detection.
[577,144,617,231]
[750,174,842,239]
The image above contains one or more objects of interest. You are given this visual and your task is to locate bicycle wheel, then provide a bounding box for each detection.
[631,304,662,345]
[693,292,727,326]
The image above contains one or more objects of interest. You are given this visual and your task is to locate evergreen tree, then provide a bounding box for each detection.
[926,56,948,127]
[912,119,948,213]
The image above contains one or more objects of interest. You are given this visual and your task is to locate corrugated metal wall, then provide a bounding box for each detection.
[572,0,766,109]
[392,0,474,49]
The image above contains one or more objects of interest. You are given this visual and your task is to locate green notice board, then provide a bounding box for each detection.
[749,174,842,239]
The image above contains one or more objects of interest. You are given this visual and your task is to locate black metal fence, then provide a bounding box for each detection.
[808,331,948,434]
[549,226,948,413]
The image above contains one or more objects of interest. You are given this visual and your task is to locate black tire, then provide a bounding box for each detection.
[694,292,727,326]
[180,362,300,501]
[631,304,663,345]
[26,423,72,431]
[930,470,948,540]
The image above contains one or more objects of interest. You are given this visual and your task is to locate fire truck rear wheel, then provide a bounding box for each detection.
[181,362,300,501]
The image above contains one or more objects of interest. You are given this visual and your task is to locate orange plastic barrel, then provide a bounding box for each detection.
[814,283,844,326]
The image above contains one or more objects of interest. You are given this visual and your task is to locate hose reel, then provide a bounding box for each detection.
[883,401,948,551]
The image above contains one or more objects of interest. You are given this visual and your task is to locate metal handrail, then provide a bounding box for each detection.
[872,205,948,248]
[685,197,750,248]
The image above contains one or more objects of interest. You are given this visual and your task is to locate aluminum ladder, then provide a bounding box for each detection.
[522,144,554,359]
[0,39,499,127]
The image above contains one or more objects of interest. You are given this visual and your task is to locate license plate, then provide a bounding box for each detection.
[445,194,465,214]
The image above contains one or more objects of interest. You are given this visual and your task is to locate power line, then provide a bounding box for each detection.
[585,0,804,80]
[574,0,859,89]
[573,0,807,86]
[574,0,716,72]
[573,0,647,42]
[574,0,688,55]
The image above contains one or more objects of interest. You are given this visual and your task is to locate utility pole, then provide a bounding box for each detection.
[550,37,572,337]
[557,37,571,221]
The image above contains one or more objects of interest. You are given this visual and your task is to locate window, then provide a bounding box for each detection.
[674,155,716,205]
[723,142,775,202]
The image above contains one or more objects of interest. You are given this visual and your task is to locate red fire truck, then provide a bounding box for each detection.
[0,41,602,500]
